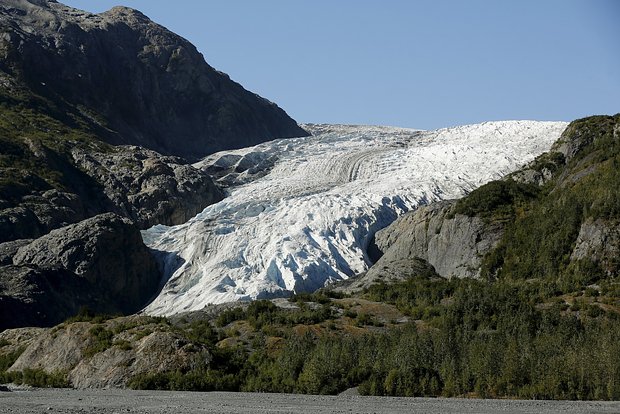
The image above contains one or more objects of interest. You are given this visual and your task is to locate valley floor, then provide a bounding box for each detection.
[1,389,619,414]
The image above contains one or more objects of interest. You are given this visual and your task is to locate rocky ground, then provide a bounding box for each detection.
[0,389,619,414]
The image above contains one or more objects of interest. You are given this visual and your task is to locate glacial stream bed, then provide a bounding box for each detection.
[1,389,619,414]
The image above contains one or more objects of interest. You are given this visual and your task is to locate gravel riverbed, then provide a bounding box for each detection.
[1,389,620,414]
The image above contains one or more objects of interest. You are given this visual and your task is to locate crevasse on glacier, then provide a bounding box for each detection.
[142,121,568,316]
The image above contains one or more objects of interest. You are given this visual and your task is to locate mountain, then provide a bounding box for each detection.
[0,0,307,328]
[0,213,161,329]
[0,0,308,240]
[0,0,307,160]
[350,114,620,289]
[143,121,567,315]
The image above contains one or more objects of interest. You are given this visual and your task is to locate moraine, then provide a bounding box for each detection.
[142,121,567,315]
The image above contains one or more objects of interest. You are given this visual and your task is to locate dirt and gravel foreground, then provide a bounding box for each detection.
[1,389,620,414]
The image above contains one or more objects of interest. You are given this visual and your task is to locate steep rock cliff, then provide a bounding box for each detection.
[0,213,161,329]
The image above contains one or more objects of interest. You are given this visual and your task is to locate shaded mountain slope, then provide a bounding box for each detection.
[0,213,161,329]
[0,0,307,328]
[0,0,307,160]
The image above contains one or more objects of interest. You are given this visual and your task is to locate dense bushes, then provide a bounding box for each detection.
[466,114,620,282]
[215,300,335,330]
[0,346,69,388]
[240,278,620,399]
[0,369,69,388]
[452,179,540,221]
[123,275,620,400]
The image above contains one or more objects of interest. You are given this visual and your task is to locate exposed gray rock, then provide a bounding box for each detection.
[71,145,224,228]
[9,322,93,373]
[0,326,45,354]
[509,166,554,186]
[7,316,211,389]
[571,219,620,276]
[0,145,223,242]
[0,239,31,265]
[0,190,91,243]
[0,213,161,329]
[333,257,440,294]
[70,329,209,389]
[551,115,619,164]
[367,201,504,281]
[0,0,308,161]
[0,265,92,328]
[12,213,159,300]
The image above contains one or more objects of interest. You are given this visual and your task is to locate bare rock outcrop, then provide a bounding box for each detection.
[571,219,620,276]
[370,201,504,281]
[0,143,224,243]
[333,257,440,294]
[70,146,224,228]
[7,316,210,389]
[0,0,307,243]
[0,0,308,161]
[0,213,161,329]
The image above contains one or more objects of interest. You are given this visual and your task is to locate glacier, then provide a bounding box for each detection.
[142,121,568,316]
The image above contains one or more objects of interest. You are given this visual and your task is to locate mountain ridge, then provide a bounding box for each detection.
[0,0,308,160]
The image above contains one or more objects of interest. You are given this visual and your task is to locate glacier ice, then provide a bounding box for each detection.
[142,121,568,315]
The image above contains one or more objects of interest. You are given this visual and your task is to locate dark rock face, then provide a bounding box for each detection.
[0,0,308,161]
[0,144,224,243]
[0,191,90,244]
[0,0,307,328]
[70,145,224,228]
[0,213,161,329]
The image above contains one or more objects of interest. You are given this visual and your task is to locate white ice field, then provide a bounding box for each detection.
[142,121,567,316]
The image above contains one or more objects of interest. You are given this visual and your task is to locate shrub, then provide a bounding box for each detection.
[83,325,114,357]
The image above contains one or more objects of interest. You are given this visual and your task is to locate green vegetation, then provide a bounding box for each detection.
[452,179,540,222]
[123,115,620,399]
[0,347,24,373]
[2,114,619,398]
[0,88,111,202]
[0,347,66,388]
[215,300,336,330]
[121,276,620,400]
[0,369,69,388]
[64,307,119,324]
[83,325,114,358]
[479,114,620,282]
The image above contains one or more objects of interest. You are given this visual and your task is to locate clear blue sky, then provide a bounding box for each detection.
[62,0,619,130]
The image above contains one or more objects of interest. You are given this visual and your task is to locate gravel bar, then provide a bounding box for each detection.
[1,389,620,414]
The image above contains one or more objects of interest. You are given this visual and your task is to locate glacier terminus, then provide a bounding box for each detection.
[142,121,568,316]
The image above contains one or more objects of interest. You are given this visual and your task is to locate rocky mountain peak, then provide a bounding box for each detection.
[0,0,308,161]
